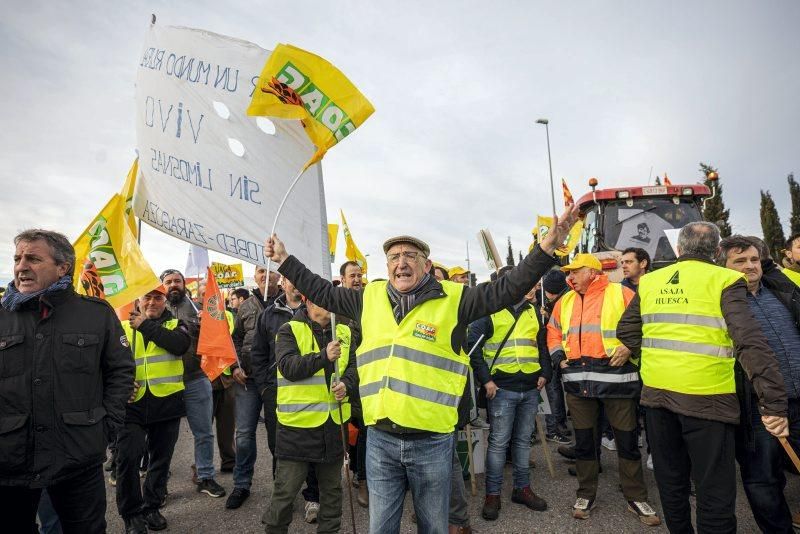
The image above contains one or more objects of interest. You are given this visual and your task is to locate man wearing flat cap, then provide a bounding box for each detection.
[264,206,578,534]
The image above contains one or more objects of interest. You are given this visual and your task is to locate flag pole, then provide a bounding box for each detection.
[265,166,308,302]
[463,334,484,497]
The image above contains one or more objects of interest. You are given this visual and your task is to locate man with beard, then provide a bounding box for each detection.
[160,269,226,498]
[117,285,191,533]
[0,229,134,533]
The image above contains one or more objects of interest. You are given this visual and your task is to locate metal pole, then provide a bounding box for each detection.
[537,119,557,215]
[330,315,357,532]
[465,240,471,287]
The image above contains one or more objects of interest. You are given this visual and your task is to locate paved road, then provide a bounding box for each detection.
[104,420,800,533]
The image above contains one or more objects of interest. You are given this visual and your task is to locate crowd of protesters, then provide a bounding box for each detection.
[3,218,800,533]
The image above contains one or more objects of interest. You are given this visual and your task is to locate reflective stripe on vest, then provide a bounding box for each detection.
[276,321,351,428]
[123,318,184,401]
[356,280,468,434]
[558,283,627,359]
[482,307,541,375]
[638,260,744,395]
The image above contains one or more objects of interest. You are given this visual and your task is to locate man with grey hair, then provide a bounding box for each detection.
[0,229,134,533]
[618,221,789,533]
[264,205,579,534]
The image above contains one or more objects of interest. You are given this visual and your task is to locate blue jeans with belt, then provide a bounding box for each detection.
[366,427,453,534]
[485,387,539,495]
[184,377,216,480]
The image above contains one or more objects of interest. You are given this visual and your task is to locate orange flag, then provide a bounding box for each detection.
[197,267,238,381]
[663,173,672,186]
[115,301,136,322]
[561,178,574,207]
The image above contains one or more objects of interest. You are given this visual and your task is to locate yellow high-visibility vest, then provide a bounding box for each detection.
[276,321,351,428]
[357,280,469,434]
[483,306,541,375]
[123,318,184,402]
[784,268,800,287]
[639,260,744,395]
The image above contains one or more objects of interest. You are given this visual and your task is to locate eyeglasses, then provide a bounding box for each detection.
[386,251,426,264]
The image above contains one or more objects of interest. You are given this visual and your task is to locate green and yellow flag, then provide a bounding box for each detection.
[340,210,367,275]
[534,215,583,257]
[120,159,139,238]
[247,44,375,170]
[72,194,160,308]
[328,223,339,264]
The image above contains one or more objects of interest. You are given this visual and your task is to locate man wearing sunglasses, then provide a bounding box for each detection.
[264,205,579,534]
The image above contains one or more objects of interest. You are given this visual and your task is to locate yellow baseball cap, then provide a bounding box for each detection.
[561,253,602,272]
[448,266,470,278]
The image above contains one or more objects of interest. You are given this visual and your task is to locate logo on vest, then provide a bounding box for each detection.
[413,322,437,342]
[667,271,680,284]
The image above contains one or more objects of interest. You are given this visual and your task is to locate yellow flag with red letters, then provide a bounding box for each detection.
[247,44,375,170]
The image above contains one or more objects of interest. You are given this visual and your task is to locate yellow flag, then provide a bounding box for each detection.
[72,194,160,308]
[247,44,375,170]
[120,159,139,238]
[340,210,367,275]
[211,262,245,288]
[534,216,584,257]
[328,223,339,264]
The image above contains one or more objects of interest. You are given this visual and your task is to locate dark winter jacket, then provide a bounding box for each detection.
[232,288,270,374]
[166,295,202,382]
[249,294,304,395]
[124,310,191,426]
[617,255,787,424]
[277,245,558,434]
[274,309,357,463]
[0,288,135,487]
[467,301,553,391]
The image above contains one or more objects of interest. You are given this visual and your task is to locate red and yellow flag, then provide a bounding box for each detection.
[663,173,672,186]
[561,178,574,207]
[247,44,375,170]
[197,267,238,381]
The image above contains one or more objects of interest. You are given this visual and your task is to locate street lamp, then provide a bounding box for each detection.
[536,118,557,215]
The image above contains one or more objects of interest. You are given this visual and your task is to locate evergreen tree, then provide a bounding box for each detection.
[506,237,515,267]
[700,162,732,237]
[788,173,800,235]
[760,190,786,260]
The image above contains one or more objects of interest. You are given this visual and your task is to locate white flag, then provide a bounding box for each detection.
[185,244,210,277]
[133,24,330,278]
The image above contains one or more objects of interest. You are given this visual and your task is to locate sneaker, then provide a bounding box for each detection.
[471,417,491,429]
[225,487,250,509]
[197,478,226,498]
[124,514,148,534]
[628,501,662,526]
[646,453,653,471]
[557,445,576,460]
[545,433,571,445]
[601,437,617,451]
[304,501,320,523]
[557,424,573,437]
[143,509,168,531]
[481,494,501,520]
[573,497,596,519]
[511,486,547,511]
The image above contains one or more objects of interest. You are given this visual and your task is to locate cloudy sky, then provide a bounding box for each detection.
[2,1,799,285]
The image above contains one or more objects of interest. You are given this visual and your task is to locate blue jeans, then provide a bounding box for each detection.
[366,427,453,534]
[37,489,62,534]
[232,379,262,489]
[486,387,539,495]
[184,377,216,480]
[736,396,800,533]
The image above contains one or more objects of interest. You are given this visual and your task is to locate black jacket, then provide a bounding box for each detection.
[166,296,202,382]
[124,310,191,426]
[0,288,135,487]
[274,309,357,463]
[249,294,304,394]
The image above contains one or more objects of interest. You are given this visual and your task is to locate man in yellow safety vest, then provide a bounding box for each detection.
[265,298,356,533]
[263,204,578,534]
[618,221,789,533]
[116,285,191,534]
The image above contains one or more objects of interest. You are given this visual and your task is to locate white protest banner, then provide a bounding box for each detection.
[134,23,330,278]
